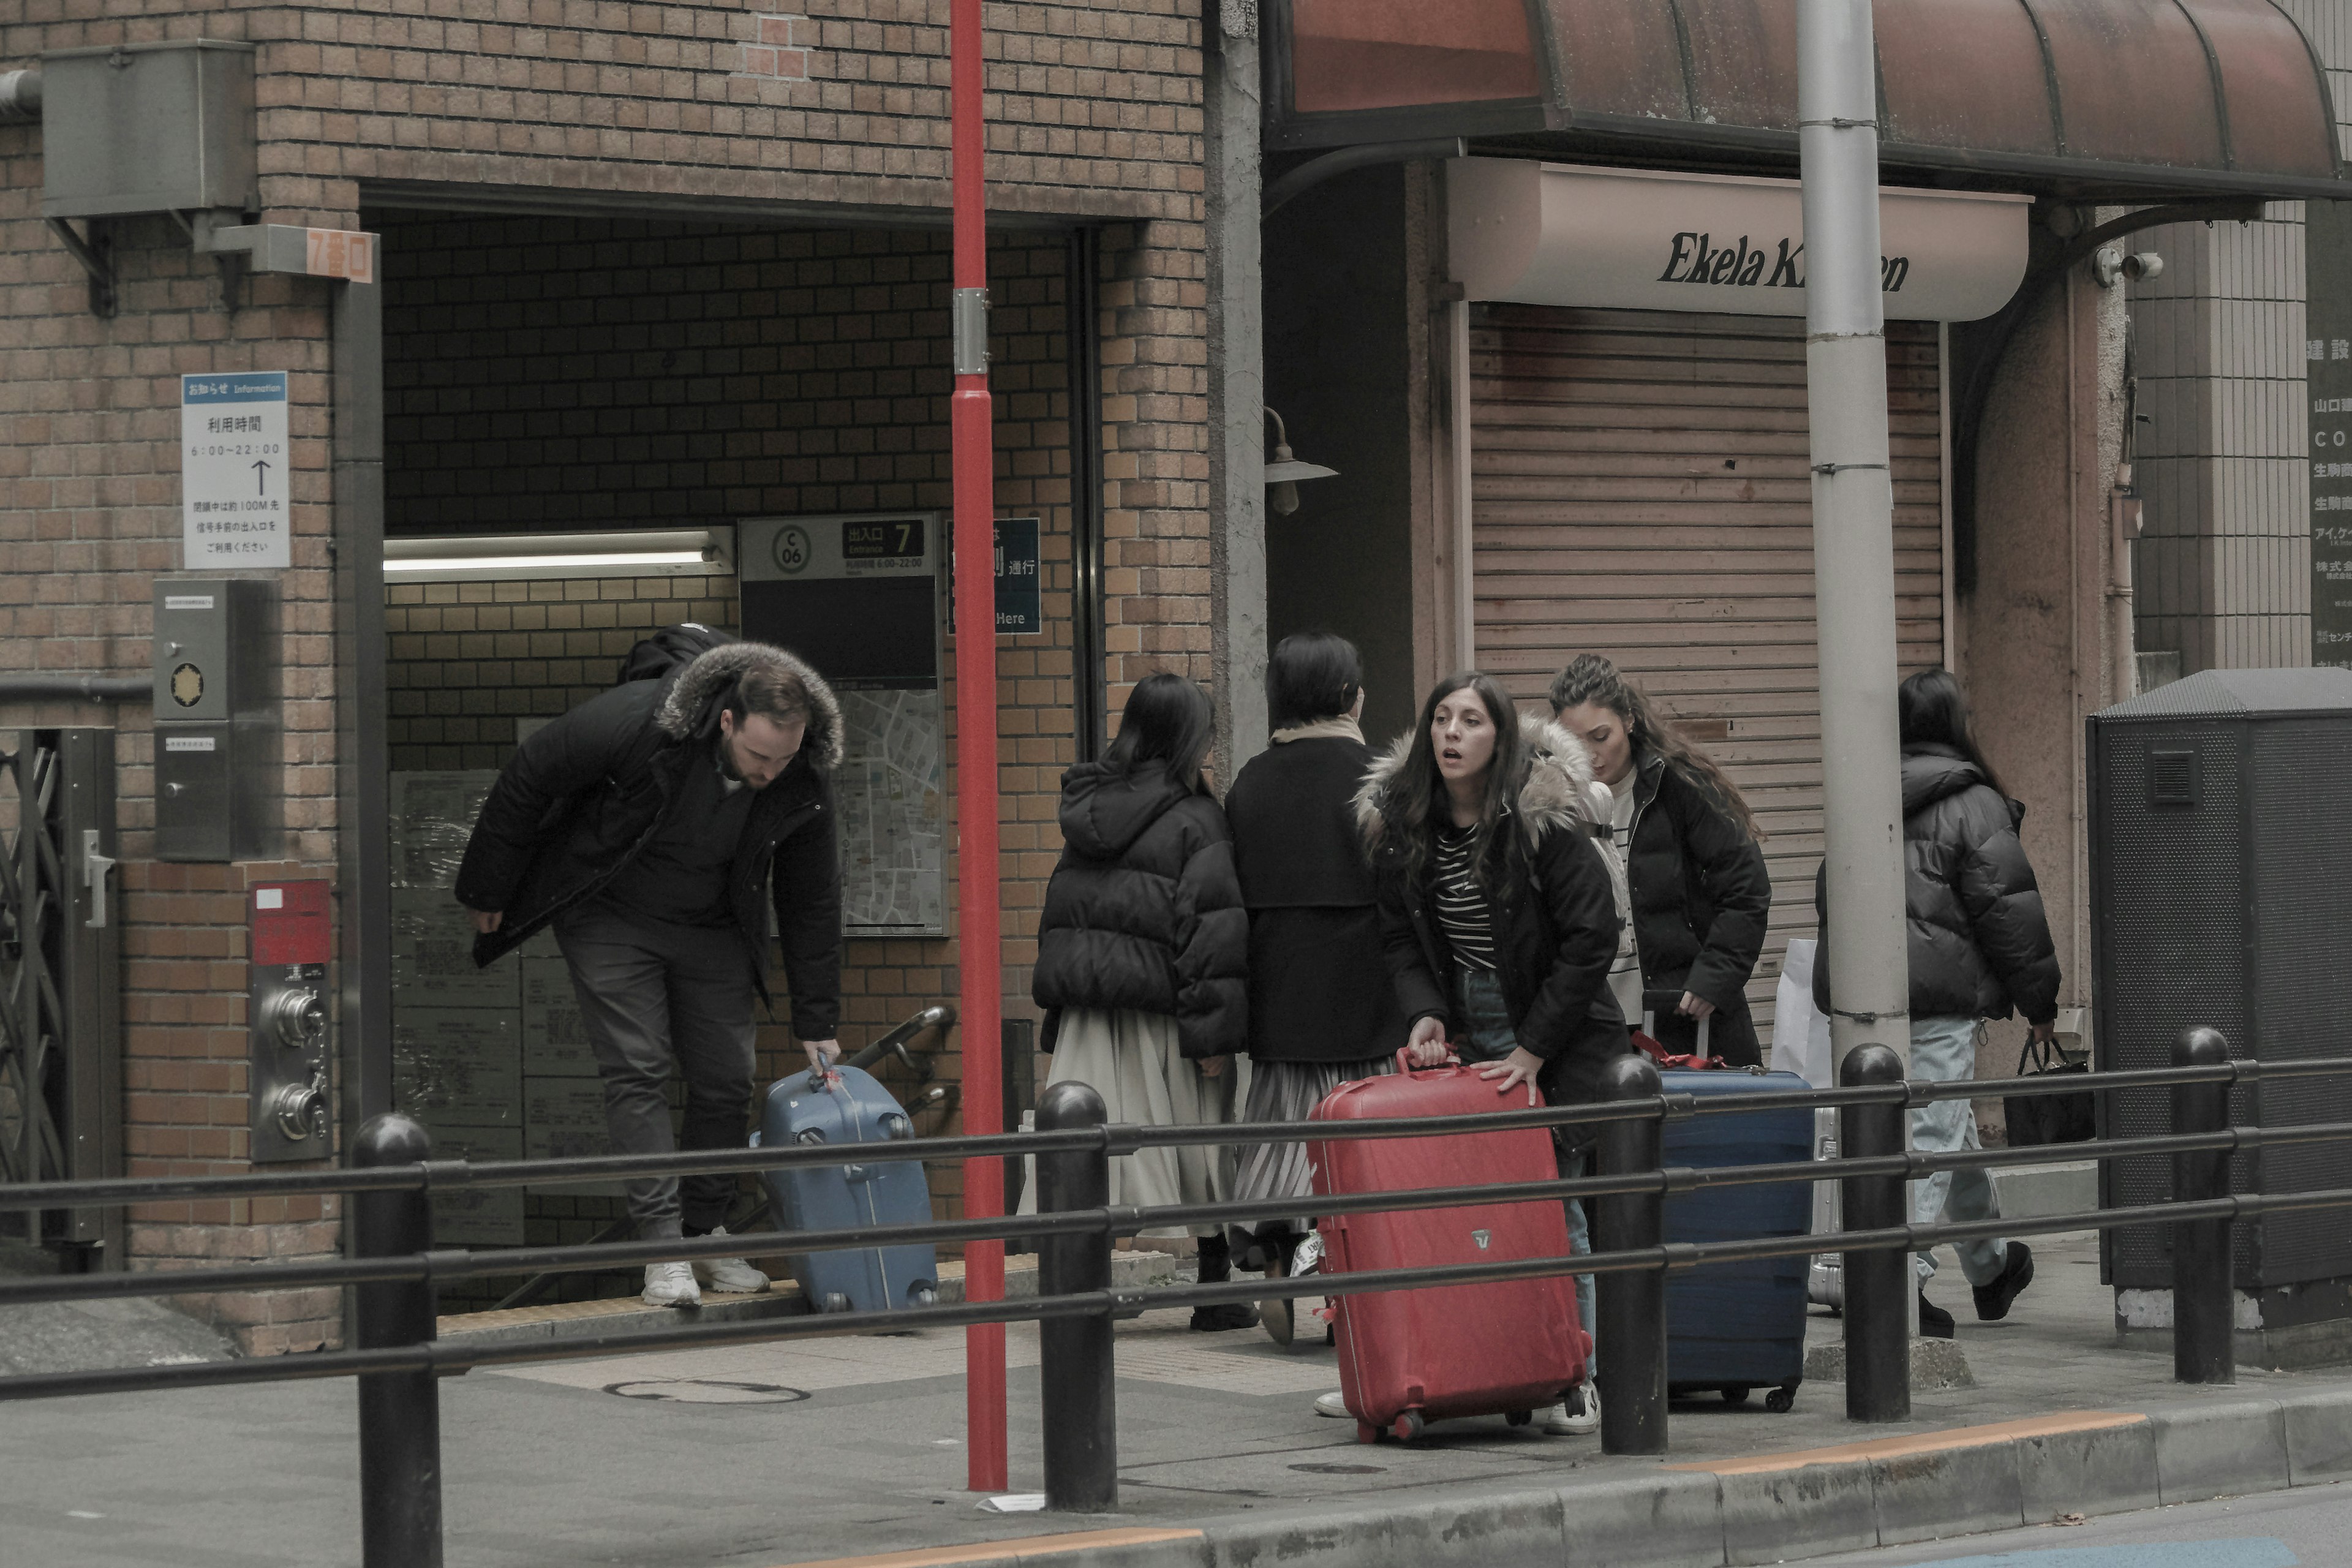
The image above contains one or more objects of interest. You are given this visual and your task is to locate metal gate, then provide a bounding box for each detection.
[0,728,121,1265]
[1467,304,1947,1031]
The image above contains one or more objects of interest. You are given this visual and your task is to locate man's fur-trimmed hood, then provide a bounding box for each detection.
[655,641,845,770]
[1354,711,1610,853]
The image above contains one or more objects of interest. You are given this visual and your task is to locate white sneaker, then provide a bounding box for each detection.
[643,1261,701,1308]
[1542,1378,1600,1436]
[1313,1389,1351,1419]
[692,1228,771,1294]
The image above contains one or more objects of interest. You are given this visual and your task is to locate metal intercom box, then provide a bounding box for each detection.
[2090,666,2352,1292]
[152,578,277,862]
[40,40,258,219]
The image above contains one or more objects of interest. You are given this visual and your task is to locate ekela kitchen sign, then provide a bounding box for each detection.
[1448,160,2029,323]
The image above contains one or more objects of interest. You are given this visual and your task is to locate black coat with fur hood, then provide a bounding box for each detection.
[1030,761,1248,1060]
[1358,715,1629,1140]
[455,643,845,1040]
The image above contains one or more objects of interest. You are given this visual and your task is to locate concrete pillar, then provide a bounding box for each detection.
[1205,1,1268,775]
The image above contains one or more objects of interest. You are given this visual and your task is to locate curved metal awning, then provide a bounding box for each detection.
[1264,0,2346,201]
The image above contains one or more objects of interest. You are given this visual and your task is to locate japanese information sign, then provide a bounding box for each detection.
[995,516,1041,635]
[2310,202,2352,668]
[181,371,290,570]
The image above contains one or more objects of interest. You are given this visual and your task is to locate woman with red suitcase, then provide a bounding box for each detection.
[1314,671,1625,1434]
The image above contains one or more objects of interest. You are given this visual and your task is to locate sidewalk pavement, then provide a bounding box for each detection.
[7,1231,2351,1568]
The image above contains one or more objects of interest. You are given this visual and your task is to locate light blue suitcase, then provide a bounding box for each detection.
[755,1065,941,1313]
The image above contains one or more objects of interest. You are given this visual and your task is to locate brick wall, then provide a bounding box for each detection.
[0,187,349,1351]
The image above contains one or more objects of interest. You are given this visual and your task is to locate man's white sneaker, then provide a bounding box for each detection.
[643,1261,701,1308]
[1313,1389,1351,1419]
[1542,1378,1600,1436]
[692,1228,771,1294]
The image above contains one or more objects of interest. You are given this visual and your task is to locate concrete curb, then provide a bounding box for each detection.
[793,1384,2352,1568]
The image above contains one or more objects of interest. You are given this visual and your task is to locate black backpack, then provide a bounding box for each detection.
[615,623,733,685]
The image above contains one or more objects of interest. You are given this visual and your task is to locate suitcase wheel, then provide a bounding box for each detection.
[1722,1386,1752,1406]
[1389,1409,1425,1443]
[1505,1409,1532,1428]
[1355,1421,1381,1446]
[1765,1385,1797,1414]
[822,1292,851,1314]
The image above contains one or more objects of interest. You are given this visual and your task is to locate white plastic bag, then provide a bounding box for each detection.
[1774,937,1834,1090]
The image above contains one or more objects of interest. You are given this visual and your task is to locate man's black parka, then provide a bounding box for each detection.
[454,643,845,1041]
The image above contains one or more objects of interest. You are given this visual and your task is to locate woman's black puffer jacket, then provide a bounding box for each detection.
[1813,742,2060,1024]
[1031,761,1248,1060]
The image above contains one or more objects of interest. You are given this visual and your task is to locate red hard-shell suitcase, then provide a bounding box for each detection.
[1307,1050,1589,1443]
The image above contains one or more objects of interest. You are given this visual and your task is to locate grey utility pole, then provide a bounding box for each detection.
[1799,0,1911,1075]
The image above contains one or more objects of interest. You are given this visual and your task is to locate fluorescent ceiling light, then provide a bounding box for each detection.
[382,529,736,582]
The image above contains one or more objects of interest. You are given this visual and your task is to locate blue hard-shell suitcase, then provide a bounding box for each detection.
[1657,1065,1814,1412]
[755,1065,941,1314]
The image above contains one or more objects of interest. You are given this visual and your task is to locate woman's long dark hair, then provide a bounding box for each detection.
[1898,667,2007,797]
[1381,671,1524,898]
[1548,653,1766,842]
[1266,630,1362,729]
[1102,671,1215,790]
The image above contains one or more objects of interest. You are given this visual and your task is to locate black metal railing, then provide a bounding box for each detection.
[3,1028,2351,1563]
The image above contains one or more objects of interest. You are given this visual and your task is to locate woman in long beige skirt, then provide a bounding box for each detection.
[1028,673,1254,1330]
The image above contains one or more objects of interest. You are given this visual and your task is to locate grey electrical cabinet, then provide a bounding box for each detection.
[152,579,277,862]
[2090,666,2352,1294]
[41,40,257,220]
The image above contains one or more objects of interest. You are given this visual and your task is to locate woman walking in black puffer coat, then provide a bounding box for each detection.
[1814,668,2057,1338]
[1030,673,1255,1330]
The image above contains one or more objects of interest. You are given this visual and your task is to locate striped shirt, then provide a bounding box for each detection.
[1432,824,1499,971]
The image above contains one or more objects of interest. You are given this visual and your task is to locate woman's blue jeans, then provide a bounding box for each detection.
[1453,968,1596,1375]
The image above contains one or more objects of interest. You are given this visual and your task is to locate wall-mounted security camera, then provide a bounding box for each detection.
[2094,248,2165,288]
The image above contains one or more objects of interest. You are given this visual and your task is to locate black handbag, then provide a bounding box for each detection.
[2004,1033,2095,1147]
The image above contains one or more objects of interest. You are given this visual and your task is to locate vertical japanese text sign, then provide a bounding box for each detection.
[2309,202,2352,668]
[181,372,291,570]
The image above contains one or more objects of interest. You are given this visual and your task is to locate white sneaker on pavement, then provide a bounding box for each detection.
[692,1227,771,1294]
[1313,1389,1351,1419]
[1541,1378,1600,1436]
[643,1261,701,1308]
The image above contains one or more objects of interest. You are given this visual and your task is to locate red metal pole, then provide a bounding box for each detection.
[949,0,1008,1496]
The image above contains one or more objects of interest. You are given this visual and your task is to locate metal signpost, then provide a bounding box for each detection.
[948,0,1009,1494]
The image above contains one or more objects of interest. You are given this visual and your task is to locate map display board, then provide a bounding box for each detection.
[835,685,946,934]
[740,513,949,937]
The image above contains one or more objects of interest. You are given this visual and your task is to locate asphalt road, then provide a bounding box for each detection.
[1803,1480,2352,1566]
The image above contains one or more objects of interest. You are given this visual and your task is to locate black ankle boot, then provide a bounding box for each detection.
[1189,1235,1256,1332]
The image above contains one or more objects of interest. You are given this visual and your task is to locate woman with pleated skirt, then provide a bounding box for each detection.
[1029,673,1255,1331]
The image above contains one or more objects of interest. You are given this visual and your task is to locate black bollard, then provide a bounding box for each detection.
[1035,1080,1116,1511]
[353,1114,442,1568]
[1840,1043,1910,1423]
[1593,1052,1666,1456]
[2172,1027,2236,1385]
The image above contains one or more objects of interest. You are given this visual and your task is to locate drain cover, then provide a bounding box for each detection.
[604,1379,809,1404]
[1288,1463,1384,1475]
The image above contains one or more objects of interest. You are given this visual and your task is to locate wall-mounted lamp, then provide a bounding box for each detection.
[382,528,736,582]
[1265,407,1338,517]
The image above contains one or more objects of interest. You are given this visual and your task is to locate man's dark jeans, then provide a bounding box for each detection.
[554,904,756,1240]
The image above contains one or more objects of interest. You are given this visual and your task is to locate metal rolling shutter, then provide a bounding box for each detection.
[1469,304,1945,1044]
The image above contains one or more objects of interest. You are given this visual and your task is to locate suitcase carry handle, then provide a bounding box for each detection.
[1393,1046,1462,1074]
